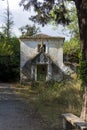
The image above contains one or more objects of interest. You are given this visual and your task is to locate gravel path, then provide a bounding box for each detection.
[0,83,49,130]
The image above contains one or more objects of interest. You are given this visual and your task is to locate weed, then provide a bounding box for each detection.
[15,79,82,129]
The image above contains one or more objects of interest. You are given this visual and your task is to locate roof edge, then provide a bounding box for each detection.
[19,33,65,40]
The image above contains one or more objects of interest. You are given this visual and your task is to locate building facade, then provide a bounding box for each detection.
[20,34,72,82]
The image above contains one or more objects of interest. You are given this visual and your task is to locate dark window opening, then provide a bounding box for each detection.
[38,44,46,52]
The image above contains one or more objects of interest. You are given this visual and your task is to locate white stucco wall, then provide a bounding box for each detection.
[20,38,64,68]
[20,40,38,67]
[48,40,63,66]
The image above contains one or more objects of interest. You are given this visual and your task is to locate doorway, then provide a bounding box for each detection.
[37,64,47,81]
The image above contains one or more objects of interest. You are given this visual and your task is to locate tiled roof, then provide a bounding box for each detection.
[20,33,65,40]
[30,34,50,38]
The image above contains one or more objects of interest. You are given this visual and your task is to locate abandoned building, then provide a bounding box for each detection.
[20,33,73,82]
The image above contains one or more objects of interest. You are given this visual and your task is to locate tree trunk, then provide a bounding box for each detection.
[75,0,87,121]
[80,87,87,120]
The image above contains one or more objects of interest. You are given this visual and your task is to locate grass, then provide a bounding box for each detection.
[15,79,82,129]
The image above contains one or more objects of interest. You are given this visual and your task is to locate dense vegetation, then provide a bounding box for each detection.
[0,1,20,82]
[63,38,80,63]
[0,37,20,82]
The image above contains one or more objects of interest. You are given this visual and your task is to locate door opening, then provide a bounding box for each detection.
[37,64,47,81]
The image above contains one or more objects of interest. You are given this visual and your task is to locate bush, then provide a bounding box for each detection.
[0,37,20,82]
[63,38,80,63]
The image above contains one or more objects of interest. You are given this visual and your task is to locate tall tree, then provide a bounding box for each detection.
[63,5,79,39]
[20,0,87,120]
[2,0,14,40]
[19,24,40,36]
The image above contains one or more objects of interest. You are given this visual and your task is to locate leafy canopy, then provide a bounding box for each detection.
[20,0,74,26]
[63,5,79,39]
[63,38,80,56]
[19,24,41,36]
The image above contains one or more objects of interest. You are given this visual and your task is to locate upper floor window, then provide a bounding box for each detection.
[38,44,46,52]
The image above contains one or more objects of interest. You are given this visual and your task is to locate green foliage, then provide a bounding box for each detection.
[0,37,20,82]
[20,0,71,26]
[63,38,80,63]
[64,38,79,55]
[2,0,14,39]
[63,5,79,39]
[0,43,13,55]
[19,24,41,36]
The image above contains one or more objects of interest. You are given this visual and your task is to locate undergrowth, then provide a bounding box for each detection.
[16,79,82,129]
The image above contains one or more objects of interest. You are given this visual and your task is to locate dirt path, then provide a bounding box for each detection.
[0,83,49,130]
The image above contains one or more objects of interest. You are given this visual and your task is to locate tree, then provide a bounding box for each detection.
[63,38,80,63]
[0,32,5,43]
[19,24,41,36]
[0,37,20,82]
[20,0,87,120]
[63,6,80,63]
[63,5,79,39]
[2,0,14,40]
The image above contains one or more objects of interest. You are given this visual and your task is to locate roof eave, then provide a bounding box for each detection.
[19,37,65,40]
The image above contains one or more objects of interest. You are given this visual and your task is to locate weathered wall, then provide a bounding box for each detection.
[20,38,64,82]
[20,39,64,68]
[20,40,38,68]
[47,40,63,66]
[52,63,63,82]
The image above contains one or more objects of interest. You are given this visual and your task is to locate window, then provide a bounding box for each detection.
[37,44,46,52]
